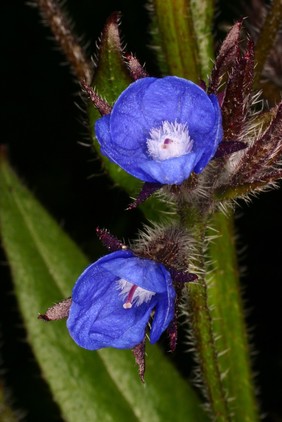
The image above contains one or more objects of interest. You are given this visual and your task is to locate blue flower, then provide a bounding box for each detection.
[95,76,223,185]
[67,250,176,350]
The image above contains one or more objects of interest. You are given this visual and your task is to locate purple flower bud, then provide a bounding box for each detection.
[67,250,176,350]
[95,76,223,185]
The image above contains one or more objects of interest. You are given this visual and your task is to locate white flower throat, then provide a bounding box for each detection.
[117,279,156,309]
[147,121,194,161]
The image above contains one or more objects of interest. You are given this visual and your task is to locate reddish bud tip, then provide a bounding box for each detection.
[126,182,162,210]
[124,53,148,80]
[81,81,112,115]
[96,227,127,251]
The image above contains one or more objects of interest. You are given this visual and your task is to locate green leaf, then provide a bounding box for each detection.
[151,0,215,81]
[190,0,215,80]
[0,152,208,422]
[151,0,200,81]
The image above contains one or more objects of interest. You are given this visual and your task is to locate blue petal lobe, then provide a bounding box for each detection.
[98,250,169,293]
[150,271,176,343]
[95,76,223,184]
[193,94,223,173]
[67,251,175,350]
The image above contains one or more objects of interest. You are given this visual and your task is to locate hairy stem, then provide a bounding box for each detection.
[184,210,231,421]
[34,0,92,82]
[206,211,260,421]
[187,280,231,421]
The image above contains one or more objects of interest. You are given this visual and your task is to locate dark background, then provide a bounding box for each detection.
[1,1,282,421]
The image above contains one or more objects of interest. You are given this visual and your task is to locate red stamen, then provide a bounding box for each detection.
[123,285,138,309]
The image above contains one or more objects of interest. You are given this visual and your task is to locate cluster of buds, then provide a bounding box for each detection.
[209,21,282,203]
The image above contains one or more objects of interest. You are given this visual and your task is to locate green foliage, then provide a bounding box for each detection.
[0,154,208,422]
[151,0,200,81]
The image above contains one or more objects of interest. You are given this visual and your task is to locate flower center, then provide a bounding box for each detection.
[117,279,156,309]
[146,121,193,161]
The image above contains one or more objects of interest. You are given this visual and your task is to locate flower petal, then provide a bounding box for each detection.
[67,250,175,350]
[193,93,223,173]
[138,152,198,184]
[98,250,170,293]
[67,260,154,349]
[150,274,176,343]
[95,76,223,185]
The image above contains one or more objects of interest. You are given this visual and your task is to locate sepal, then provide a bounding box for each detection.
[221,39,255,141]
[231,102,282,186]
[126,182,163,210]
[96,227,127,251]
[214,140,247,158]
[81,81,112,115]
[132,338,146,383]
[124,53,148,80]
[38,298,72,321]
[208,21,242,94]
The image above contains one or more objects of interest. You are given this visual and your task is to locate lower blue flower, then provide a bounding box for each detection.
[95,76,223,185]
[67,250,176,350]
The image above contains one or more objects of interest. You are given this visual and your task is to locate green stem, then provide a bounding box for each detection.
[185,210,260,421]
[188,281,231,421]
[184,210,231,421]
[150,2,259,420]
[206,211,260,421]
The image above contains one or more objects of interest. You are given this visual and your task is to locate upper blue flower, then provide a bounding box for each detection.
[67,250,175,350]
[95,76,223,185]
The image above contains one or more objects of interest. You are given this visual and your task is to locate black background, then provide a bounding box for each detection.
[1,1,282,421]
